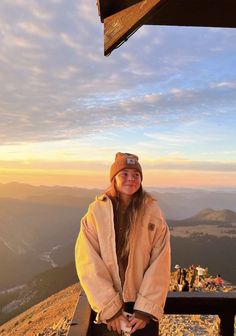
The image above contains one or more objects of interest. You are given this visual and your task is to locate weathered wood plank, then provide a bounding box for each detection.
[67,289,91,336]
[97,0,144,22]
[104,0,170,55]
[219,313,235,336]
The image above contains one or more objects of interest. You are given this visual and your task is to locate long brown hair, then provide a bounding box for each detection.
[106,179,153,257]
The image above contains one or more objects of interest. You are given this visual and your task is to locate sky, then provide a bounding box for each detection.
[0,0,236,189]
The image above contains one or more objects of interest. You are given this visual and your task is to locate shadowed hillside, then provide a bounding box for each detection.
[0,263,78,325]
[171,235,236,283]
[0,198,84,290]
[168,208,236,283]
[0,283,80,336]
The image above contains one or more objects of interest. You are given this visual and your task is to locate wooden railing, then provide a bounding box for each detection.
[67,290,236,336]
[165,292,236,336]
[67,289,91,336]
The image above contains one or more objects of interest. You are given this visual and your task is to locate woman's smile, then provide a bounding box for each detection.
[115,168,141,198]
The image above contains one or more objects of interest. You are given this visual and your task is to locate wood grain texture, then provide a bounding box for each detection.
[66,289,91,336]
[104,0,169,55]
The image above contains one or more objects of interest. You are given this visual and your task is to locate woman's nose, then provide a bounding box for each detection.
[128,174,135,181]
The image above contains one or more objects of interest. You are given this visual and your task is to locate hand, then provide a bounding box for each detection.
[128,315,147,334]
[107,314,129,334]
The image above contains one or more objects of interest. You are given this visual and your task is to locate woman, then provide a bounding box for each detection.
[75,152,170,335]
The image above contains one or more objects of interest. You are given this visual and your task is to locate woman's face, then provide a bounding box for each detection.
[115,168,141,197]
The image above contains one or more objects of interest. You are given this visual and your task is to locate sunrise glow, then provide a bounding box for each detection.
[0,2,235,189]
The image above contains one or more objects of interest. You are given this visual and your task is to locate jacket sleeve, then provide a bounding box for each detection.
[134,203,171,320]
[75,206,123,322]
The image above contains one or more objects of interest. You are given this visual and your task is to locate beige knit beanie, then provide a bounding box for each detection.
[110,152,143,181]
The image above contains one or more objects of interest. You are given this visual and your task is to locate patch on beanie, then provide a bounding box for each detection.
[127,158,136,165]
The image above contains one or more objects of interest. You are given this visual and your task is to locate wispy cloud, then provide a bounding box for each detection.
[210,81,236,89]
[0,0,236,183]
[143,159,236,172]
[0,78,235,143]
[1,157,236,173]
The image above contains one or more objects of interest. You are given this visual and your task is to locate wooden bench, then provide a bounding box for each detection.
[67,290,236,336]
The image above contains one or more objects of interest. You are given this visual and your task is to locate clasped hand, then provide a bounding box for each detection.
[107,314,147,334]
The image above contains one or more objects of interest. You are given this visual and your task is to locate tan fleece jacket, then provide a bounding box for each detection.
[75,194,170,322]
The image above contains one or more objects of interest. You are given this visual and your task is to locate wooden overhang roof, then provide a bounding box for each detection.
[97,0,236,56]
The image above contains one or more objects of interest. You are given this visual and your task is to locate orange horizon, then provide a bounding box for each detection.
[0,168,236,189]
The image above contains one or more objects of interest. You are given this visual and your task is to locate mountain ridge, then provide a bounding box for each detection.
[0,182,100,200]
[168,208,236,228]
[1,182,236,219]
[191,208,236,223]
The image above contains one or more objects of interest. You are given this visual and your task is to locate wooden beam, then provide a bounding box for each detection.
[97,0,144,22]
[145,0,236,28]
[101,0,236,55]
[104,0,170,56]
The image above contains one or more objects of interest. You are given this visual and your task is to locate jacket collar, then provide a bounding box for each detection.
[96,194,109,202]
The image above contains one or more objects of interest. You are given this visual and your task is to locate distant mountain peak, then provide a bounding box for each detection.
[192,208,236,223]
[197,208,214,215]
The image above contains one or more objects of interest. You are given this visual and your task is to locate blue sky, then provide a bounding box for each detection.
[0,0,236,188]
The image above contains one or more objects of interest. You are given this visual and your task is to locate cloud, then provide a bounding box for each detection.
[17,21,54,39]
[0,1,236,146]
[210,81,236,89]
[60,33,84,56]
[0,80,235,143]
[144,133,196,145]
[1,157,236,173]
[0,160,108,171]
[143,159,236,172]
